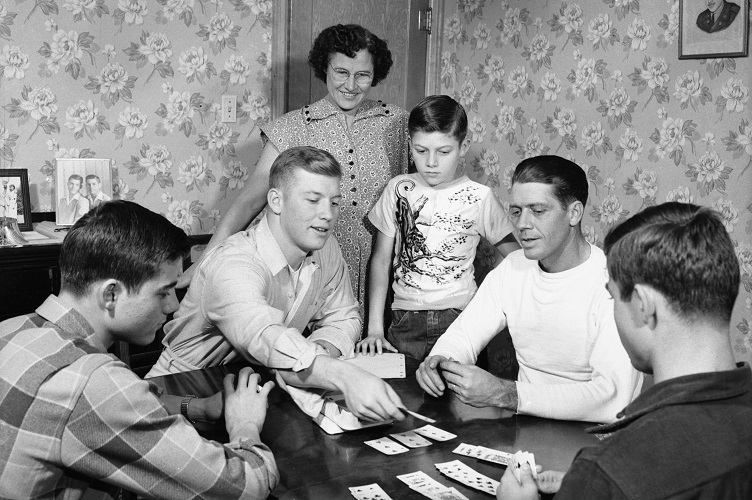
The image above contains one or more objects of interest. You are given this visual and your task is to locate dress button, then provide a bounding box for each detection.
[352,201,357,206]
[349,161,354,165]
[350,174,355,179]
[349,149,354,153]
[351,187,357,192]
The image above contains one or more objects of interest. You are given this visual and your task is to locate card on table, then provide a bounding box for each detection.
[436,459,500,496]
[364,436,409,455]
[344,352,406,379]
[349,482,393,500]
[396,471,469,500]
[414,424,457,441]
[390,430,433,448]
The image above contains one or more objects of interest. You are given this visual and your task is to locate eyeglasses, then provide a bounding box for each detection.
[328,63,373,85]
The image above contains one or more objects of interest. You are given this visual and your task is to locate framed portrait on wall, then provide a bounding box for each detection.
[679,0,749,59]
[56,158,113,226]
[0,169,32,231]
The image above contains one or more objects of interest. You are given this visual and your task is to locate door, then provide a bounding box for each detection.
[272,0,431,116]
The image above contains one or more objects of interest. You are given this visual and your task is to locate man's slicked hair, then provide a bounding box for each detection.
[269,146,342,191]
[512,155,588,208]
[604,202,740,324]
[60,200,191,296]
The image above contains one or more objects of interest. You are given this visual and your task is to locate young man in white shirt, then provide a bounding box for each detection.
[417,155,642,423]
[148,146,406,424]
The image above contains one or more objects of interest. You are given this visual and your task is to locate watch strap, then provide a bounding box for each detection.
[181,394,197,424]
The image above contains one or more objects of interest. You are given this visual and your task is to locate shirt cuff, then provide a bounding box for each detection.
[308,327,357,358]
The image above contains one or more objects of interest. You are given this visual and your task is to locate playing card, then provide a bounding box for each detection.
[390,430,433,448]
[414,424,457,441]
[364,437,409,455]
[452,443,479,457]
[436,460,499,496]
[511,450,538,483]
[348,483,393,500]
[396,471,441,488]
[476,446,514,466]
[433,488,471,500]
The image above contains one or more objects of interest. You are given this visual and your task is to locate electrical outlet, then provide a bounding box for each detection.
[221,95,237,123]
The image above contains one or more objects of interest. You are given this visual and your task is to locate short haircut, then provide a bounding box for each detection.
[512,155,588,207]
[308,24,393,86]
[85,174,101,183]
[68,174,83,186]
[60,200,191,296]
[604,202,739,324]
[269,146,342,191]
[409,95,468,143]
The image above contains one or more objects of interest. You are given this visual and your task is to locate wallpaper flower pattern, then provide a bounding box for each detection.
[442,0,752,363]
[0,0,273,235]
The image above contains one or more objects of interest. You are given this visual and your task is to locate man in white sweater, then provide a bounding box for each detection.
[417,155,642,423]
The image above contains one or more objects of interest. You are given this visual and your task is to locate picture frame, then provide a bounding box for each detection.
[56,158,113,226]
[0,168,32,231]
[679,0,749,59]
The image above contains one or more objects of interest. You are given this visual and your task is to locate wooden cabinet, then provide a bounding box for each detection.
[0,243,62,321]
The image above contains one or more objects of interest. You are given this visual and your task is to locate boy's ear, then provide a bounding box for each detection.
[632,284,658,330]
[96,279,125,313]
[460,138,471,156]
[267,187,283,215]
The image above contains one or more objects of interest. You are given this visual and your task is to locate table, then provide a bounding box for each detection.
[149,358,600,499]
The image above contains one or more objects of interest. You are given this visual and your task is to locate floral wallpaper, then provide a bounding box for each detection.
[0,0,273,234]
[441,0,752,363]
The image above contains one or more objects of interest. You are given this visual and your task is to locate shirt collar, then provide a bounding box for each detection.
[254,215,318,276]
[304,97,393,122]
[589,363,752,434]
[35,295,108,353]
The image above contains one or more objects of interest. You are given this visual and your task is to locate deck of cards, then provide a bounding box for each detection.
[510,450,538,484]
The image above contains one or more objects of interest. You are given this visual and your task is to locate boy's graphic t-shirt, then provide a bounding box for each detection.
[368,173,513,310]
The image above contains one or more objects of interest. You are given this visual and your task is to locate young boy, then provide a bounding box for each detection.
[358,95,518,359]
[0,201,279,499]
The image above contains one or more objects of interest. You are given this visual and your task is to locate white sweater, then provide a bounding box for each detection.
[430,245,642,423]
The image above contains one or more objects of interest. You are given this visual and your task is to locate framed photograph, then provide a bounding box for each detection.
[56,158,113,226]
[679,0,749,59]
[0,169,32,231]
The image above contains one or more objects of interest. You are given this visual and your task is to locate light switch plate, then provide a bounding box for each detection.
[221,95,237,123]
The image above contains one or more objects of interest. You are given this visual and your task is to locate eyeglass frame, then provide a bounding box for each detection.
[328,63,374,85]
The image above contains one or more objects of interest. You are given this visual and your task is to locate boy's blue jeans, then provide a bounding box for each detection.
[386,309,462,361]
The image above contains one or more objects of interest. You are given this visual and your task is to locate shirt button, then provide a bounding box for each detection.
[288,293,293,298]
[350,174,355,179]
[352,201,357,206]
[351,187,357,192]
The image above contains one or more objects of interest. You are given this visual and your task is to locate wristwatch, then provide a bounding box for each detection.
[181,394,197,424]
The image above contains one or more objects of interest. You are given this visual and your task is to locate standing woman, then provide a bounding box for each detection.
[179,24,409,317]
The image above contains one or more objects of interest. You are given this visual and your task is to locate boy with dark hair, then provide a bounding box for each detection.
[359,95,517,359]
[418,155,641,423]
[0,201,279,499]
[148,146,406,424]
[499,202,752,499]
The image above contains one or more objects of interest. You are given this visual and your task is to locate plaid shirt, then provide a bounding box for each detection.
[0,295,279,500]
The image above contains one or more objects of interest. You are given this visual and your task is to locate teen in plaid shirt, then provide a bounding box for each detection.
[0,201,279,499]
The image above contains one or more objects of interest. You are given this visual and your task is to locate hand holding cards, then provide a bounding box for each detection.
[511,450,538,484]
